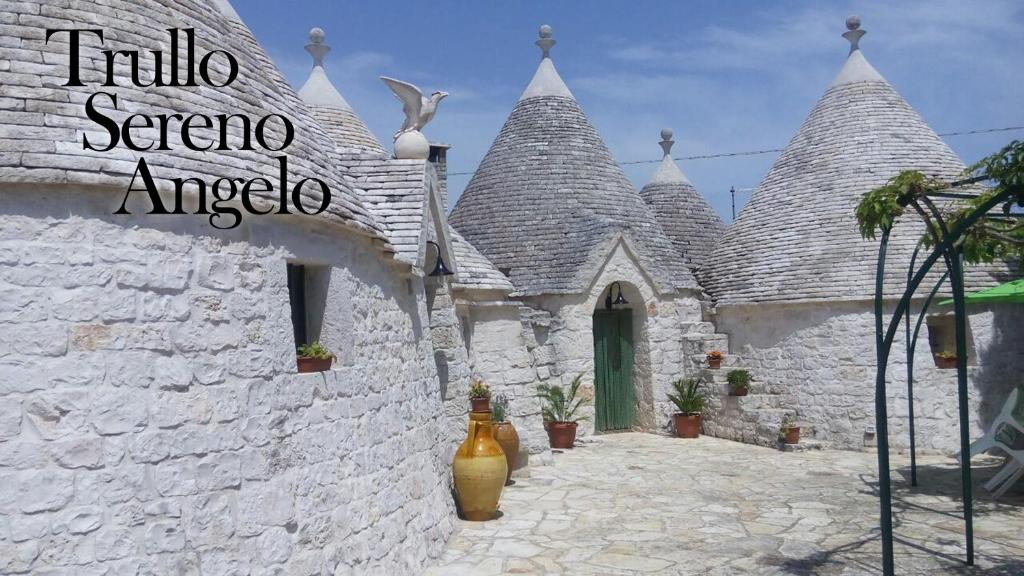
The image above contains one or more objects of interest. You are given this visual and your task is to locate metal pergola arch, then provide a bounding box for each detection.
[872,179,1023,575]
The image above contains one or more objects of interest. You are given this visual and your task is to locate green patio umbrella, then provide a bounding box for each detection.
[940,278,1024,305]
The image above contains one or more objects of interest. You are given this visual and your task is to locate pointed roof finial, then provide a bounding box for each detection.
[659,128,674,157]
[536,25,556,59]
[842,15,865,53]
[305,27,330,68]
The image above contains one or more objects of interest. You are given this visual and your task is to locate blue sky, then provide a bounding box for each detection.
[235,0,1023,221]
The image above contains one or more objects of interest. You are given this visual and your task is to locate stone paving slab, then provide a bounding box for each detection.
[427,433,1024,575]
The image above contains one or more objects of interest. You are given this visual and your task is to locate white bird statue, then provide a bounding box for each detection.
[380,76,449,140]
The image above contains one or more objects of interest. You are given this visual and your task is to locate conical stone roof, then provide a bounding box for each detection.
[640,129,726,283]
[706,16,1006,305]
[449,26,696,296]
[297,28,387,156]
[0,0,386,242]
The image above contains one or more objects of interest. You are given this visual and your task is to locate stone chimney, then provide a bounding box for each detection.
[429,142,451,211]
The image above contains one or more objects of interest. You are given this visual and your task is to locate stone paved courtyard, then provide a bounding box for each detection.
[428,433,1024,575]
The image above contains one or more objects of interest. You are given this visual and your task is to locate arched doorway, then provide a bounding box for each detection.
[593,282,637,431]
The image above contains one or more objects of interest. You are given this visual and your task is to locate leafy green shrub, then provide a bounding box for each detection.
[296,341,334,360]
[667,378,706,415]
[726,369,751,392]
[537,373,589,424]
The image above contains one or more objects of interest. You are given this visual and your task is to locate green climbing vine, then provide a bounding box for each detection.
[856,140,1024,264]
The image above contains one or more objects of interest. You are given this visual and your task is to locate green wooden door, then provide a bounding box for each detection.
[593,309,634,431]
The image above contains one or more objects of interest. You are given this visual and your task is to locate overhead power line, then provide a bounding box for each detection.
[444,125,1024,177]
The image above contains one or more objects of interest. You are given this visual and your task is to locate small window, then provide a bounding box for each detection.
[287,262,330,351]
[926,313,976,364]
[287,263,308,348]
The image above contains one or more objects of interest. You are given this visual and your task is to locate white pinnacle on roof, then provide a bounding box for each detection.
[519,25,573,101]
[649,128,693,186]
[297,28,386,155]
[829,16,886,88]
[298,28,353,109]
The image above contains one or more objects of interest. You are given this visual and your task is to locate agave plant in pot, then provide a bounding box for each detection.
[296,342,334,373]
[667,378,707,438]
[727,369,751,397]
[469,379,491,412]
[538,374,589,449]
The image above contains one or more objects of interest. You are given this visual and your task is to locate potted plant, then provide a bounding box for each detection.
[667,378,706,438]
[469,379,491,412]
[491,395,519,485]
[779,414,800,445]
[538,374,589,449]
[933,350,959,370]
[706,350,724,369]
[296,342,334,373]
[726,369,751,397]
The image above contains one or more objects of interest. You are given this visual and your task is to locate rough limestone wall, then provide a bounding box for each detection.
[428,280,474,465]
[462,302,550,464]
[715,300,1024,453]
[528,242,702,435]
[0,187,455,575]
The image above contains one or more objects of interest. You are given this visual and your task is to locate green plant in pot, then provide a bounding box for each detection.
[779,413,801,445]
[667,378,706,438]
[726,369,751,396]
[296,341,334,373]
[469,379,491,412]
[933,350,959,370]
[538,373,590,449]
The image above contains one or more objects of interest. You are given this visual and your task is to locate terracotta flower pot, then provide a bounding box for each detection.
[452,411,507,521]
[783,427,801,445]
[707,358,722,369]
[729,387,748,397]
[547,421,577,449]
[673,413,701,438]
[934,356,958,370]
[297,357,332,373]
[492,421,520,485]
[470,397,491,412]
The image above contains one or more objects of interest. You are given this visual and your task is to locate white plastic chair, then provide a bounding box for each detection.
[959,388,1024,498]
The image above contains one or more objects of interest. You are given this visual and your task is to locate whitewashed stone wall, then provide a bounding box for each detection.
[525,241,703,435]
[0,186,455,574]
[459,302,550,463]
[716,300,1024,453]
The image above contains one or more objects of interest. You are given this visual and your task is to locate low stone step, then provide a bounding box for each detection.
[683,334,729,356]
[680,321,717,336]
[780,439,828,452]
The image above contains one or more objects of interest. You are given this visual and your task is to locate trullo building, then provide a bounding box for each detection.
[704,17,1024,452]
[451,26,710,433]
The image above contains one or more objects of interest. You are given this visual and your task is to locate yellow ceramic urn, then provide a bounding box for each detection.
[453,411,507,521]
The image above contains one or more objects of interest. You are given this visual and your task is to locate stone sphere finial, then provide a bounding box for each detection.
[842,15,865,53]
[536,24,556,59]
[305,27,330,68]
[659,128,674,156]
